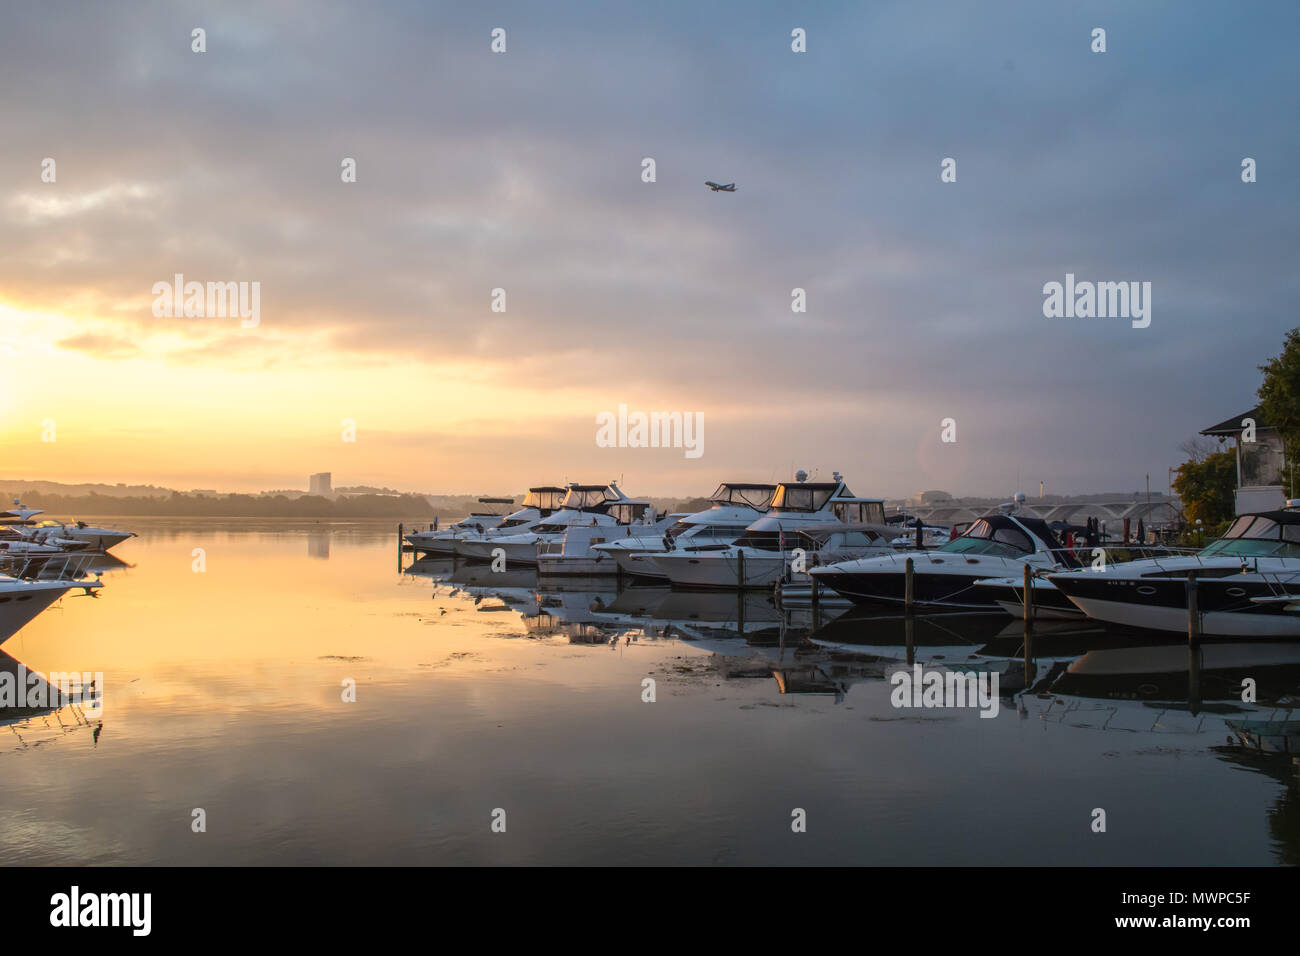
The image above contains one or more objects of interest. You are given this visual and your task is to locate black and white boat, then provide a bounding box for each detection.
[808,497,1078,610]
[1048,508,1300,638]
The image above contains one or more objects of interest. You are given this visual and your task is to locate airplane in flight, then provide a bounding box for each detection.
[705,181,737,192]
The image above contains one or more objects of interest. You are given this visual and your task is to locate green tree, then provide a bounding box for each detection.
[1172,449,1237,528]
[1257,326,1300,472]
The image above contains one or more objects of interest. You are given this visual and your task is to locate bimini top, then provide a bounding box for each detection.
[521,487,567,510]
[1200,511,1300,558]
[559,482,628,511]
[709,483,776,510]
[942,513,1076,566]
[769,480,883,513]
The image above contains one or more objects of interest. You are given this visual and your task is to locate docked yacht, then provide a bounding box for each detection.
[0,573,101,643]
[456,481,637,567]
[1048,508,1300,637]
[809,497,1078,609]
[442,486,567,558]
[28,519,134,552]
[590,482,777,579]
[650,473,893,589]
[404,496,519,554]
[536,505,680,576]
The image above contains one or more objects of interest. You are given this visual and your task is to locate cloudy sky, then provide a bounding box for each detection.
[0,0,1296,497]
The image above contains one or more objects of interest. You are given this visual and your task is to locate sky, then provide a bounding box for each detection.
[0,0,1296,498]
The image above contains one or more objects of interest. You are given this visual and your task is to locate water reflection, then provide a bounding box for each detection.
[3,521,1298,865]
[404,550,1300,863]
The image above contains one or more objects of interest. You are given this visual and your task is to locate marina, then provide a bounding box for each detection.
[1,516,1297,866]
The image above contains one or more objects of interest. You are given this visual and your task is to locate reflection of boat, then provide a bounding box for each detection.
[591,586,812,650]
[1050,642,1300,703]
[1226,717,1300,753]
[1049,509,1300,637]
[0,649,102,752]
[521,587,624,642]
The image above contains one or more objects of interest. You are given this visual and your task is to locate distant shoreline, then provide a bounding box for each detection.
[4,492,438,520]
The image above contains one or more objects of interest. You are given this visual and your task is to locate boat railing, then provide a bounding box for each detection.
[0,550,105,582]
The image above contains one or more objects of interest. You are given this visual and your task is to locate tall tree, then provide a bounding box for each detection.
[1172,449,1237,527]
[1257,327,1300,470]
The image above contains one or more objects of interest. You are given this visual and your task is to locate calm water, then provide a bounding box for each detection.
[1,518,1297,865]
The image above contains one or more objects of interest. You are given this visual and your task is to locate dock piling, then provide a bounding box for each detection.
[1186,570,1201,647]
[1022,564,1035,684]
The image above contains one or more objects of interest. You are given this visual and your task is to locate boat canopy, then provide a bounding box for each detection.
[709,483,776,510]
[560,484,626,510]
[1202,511,1300,557]
[770,482,844,513]
[521,486,567,510]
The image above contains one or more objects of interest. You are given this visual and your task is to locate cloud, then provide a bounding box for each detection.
[1,0,1298,493]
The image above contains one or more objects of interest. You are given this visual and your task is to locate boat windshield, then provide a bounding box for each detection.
[561,486,617,509]
[710,484,775,510]
[608,502,649,524]
[938,518,1035,558]
[771,485,838,512]
[521,488,565,510]
[1203,515,1300,557]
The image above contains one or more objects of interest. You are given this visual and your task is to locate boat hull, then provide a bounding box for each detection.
[1049,573,1300,638]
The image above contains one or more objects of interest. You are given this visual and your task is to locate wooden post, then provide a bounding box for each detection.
[1023,564,1034,628]
[397,523,404,572]
[1187,570,1201,648]
[737,548,745,590]
[904,556,916,665]
[1022,564,1035,685]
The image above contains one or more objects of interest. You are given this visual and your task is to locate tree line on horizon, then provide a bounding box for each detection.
[4,490,437,519]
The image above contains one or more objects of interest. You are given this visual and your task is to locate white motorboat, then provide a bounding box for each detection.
[809,495,1077,610]
[1048,507,1300,637]
[443,486,567,558]
[0,572,101,643]
[455,481,635,567]
[536,506,682,576]
[404,496,520,554]
[591,482,776,579]
[650,473,892,589]
[29,519,134,552]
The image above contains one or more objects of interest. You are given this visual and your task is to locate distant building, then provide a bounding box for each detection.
[1201,408,1286,515]
[309,472,332,496]
[905,490,953,508]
